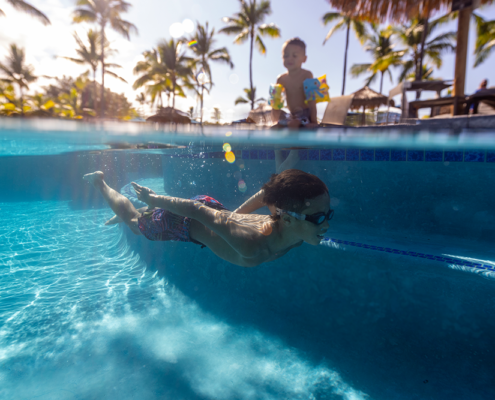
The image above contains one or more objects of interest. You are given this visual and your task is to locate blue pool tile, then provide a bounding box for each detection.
[444,151,463,162]
[425,151,443,162]
[250,150,258,159]
[346,149,360,161]
[299,149,308,160]
[267,150,275,160]
[333,149,345,161]
[360,149,374,161]
[375,149,390,161]
[391,150,406,161]
[464,150,485,162]
[242,150,249,159]
[309,150,319,160]
[320,149,332,160]
[487,152,495,162]
[259,149,267,159]
[407,150,424,162]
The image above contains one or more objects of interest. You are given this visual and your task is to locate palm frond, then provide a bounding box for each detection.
[6,0,50,25]
[258,23,281,38]
[323,18,346,44]
[255,35,267,55]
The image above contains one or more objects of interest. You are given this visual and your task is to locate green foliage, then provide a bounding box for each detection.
[350,24,405,93]
[0,0,50,25]
[473,13,495,68]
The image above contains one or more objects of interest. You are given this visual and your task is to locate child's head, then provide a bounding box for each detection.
[262,169,328,215]
[262,169,331,245]
[282,37,307,71]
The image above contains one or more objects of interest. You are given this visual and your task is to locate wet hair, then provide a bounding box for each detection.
[282,37,306,53]
[262,169,328,220]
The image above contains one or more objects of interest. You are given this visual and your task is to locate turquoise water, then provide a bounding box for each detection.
[1,121,495,399]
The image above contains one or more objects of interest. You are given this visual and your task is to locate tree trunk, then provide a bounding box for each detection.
[379,71,384,94]
[249,26,255,110]
[93,68,97,112]
[100,23,106,119]
[200,84,204,125]
[416,15,430,99]
[342,21,350,96]
[19,85,24,116]
[453,6,471,115]
[172,73,176,110]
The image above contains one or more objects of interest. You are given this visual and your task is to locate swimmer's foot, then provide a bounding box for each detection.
[83,171,104,187]
[131,182,156,206]
[105,215,122,225]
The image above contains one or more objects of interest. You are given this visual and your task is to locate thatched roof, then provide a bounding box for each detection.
[146,107,191,124]
[326,0,494,22]
[247,102,289,126]
[350,86,388,110]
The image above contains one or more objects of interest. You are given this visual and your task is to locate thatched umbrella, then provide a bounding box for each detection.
[247,102,289,126]
[350,86,388,125]
[146,107,191,124]
[325,0,494,115]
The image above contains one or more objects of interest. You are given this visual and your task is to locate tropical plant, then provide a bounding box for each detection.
[473,13,495,67]
[391,14,456,83]
[133,39,193,110]
[406,64,436,81]
[59,30,126,112]
[188,105,194,119]
[189,21,233,124]
[322,12,367,95]
[73,0,137,117]
[234,87,264,107]
[350,24,404,93]
[220,0,280,109]
[0,81,19,115]
[0,0,50,24]
[0,44,40,115]
[210,107,221,123]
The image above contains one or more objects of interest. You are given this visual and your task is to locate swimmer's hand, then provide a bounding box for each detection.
[131,182,156,206]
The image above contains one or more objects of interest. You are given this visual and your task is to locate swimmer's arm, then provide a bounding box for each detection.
[234,190,265,214]
[147,194,259,258]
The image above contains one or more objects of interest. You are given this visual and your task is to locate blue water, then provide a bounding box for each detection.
[1,121,495,399]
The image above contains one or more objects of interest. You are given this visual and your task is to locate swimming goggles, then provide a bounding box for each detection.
[276,208,334,225]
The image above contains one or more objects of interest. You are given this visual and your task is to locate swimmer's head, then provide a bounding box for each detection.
[262,169,328,220]
[282,38,307,71]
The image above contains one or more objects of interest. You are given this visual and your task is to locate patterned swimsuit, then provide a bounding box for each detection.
[137,195,229,247]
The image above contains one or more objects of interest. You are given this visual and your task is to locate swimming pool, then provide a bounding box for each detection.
[1,121,495,399]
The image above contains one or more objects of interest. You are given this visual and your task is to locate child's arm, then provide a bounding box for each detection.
[308,100,317,125]
[234,190,276,214]
[132,183,260,258]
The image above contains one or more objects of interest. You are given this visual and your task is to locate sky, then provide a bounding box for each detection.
[0,0,494,122]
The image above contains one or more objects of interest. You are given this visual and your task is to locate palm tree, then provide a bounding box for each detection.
[189,21,233,124]
[0,0,50,24]
[73,0,137,117]
[235,87,264,106]
[0,44,38,115]
[392,15,456,84]
[473,13,495,67]
[133,40,192,110]
[211,107,221,123]
[322,12,367,95]
[59,30,126,112]
[220,0,280,109]
[406,64,436,81]
[350,24,404,93]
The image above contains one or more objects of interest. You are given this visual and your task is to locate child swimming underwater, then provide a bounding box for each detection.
[84,169,333,267]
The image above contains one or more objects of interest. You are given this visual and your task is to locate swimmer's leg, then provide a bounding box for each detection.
[83,171,142,235]
[105,215,122,225]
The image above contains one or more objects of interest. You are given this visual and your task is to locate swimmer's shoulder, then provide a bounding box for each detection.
[276,72,289,84]
[301,69,314,79]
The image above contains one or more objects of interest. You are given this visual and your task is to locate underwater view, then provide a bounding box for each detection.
[1,122,495,400]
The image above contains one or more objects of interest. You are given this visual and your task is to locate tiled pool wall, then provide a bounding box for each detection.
[182,147,495,163]
[162,150,495,244]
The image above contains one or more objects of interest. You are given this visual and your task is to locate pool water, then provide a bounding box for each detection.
[1,122,495,400]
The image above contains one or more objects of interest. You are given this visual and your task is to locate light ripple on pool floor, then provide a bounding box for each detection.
[0,201,367,400]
